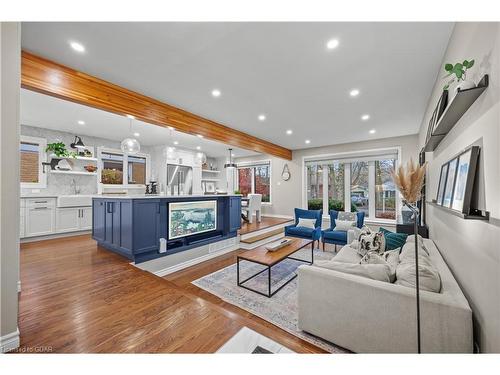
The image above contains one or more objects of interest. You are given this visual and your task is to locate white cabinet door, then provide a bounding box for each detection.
[25,207,56,237]
[56,207,80,233]
[79,207,93,230]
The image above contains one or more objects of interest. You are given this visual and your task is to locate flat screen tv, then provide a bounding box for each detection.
[168,200,217,240]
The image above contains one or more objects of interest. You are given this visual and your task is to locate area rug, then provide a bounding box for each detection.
[192,248,348,353]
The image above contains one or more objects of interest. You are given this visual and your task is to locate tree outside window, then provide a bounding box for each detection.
[375,159,396,220]
[237,163,271,203]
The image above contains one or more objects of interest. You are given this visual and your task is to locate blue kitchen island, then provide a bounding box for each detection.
[92,195,241,264]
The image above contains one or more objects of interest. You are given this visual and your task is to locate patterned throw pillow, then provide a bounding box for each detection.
[379,227,408,250]
[357,228,386,258]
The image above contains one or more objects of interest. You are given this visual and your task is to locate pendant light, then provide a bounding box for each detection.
[224,148,237,169]
[121,115,140,155]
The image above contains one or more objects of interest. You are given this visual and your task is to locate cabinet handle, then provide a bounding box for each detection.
[79,209,82,218]
[34,207,48,210]
[34,200,48,204]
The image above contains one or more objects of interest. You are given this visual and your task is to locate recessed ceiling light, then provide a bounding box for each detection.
[126,114,135,119]
[326,39,339,50]
[69,41,85,53]
[369,129,376,134]
[196,146,201,150]
[211,89,221,97]
[258,114,266,121]
[133,132,140,137]
[286,130,293,135]
[349,89,360,97]
[197,134,204,138]
[173,141,179,145]
[361,114,370,121]
[77,120,85,125]
[167,126,174,130]
[305,139,311,144]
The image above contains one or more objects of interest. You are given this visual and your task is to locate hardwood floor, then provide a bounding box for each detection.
[18,234,326,353]
[239,216,293,235]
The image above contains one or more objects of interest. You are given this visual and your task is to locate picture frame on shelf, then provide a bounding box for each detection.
[442,158,458,208]
[435,145,480,214]
[202,181,216,194]
[451,146,480,213]
[436,163,449,205]
[425,90,449,144]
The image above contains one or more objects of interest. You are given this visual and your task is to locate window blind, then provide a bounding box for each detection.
[305,149,398,167]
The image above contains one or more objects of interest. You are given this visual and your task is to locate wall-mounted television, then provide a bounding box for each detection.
[168,200,217,240]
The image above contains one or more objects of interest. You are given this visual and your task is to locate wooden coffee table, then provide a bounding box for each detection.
[236,238,313,298]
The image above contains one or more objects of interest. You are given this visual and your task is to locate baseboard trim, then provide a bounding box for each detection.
[153,245,240,277]
[261,214,294,219]
[0,328,20,353]
[20,230,91,243]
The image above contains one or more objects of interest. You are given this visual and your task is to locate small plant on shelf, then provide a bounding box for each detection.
[46,142,77,158]
[443,59,475,90]
[234,190,242,195]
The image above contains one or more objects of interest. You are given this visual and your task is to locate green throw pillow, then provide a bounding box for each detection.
[379,227,408,250]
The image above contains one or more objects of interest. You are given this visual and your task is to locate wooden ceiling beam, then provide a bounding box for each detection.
[20,51,292,160]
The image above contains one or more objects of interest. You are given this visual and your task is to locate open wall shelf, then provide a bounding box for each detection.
[424,75,489,152]
[428,201,489,221]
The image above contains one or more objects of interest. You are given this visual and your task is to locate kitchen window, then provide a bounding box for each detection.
[98,148,150,187]
[20,135,47,188]
[237,161,271,203]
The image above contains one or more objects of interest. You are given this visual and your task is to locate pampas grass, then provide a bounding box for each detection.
[391,159,427,204]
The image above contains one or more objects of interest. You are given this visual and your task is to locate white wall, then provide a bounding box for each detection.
[418,22,500,353]
[236,134,419,220]
[0,22,21,352]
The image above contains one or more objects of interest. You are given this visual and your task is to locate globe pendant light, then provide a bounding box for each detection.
[121,116,140,155]
[224,148,237,169]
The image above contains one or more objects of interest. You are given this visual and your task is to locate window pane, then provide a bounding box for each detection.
[327,163,345,211]
[307,165,323,210]
[375,159,397,220]
[238,167,252,197]
[20,142,39,183]
[350,162,369,217]
[254,165,270,203]
[101,152,124,184]
[128,156,146,184]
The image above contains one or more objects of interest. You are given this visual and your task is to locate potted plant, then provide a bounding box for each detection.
[46,141,77,158]
[443,59,475,92]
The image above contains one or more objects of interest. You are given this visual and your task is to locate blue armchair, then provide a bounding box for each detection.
[284,208,323,249]
[321,210,365,251]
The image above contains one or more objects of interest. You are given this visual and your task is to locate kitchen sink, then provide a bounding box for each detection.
[57,195,93,208]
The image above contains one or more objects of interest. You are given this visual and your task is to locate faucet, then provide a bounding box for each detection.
[71,179,81,195]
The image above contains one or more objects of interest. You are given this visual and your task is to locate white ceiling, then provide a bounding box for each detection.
[20,89,258,158]
[21,22,453,150]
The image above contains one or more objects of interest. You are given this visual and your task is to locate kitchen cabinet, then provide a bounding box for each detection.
[25,198,56,237]
[56,206,93,233]
[228,196,242,233]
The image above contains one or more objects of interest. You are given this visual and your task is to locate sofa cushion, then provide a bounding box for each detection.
[314,261,392,283]
[322,230,347,243]
[395,262,442,293]
[334,245,362,263]
[400,242,430,262]
[297,218,316,229]
[335,220,356,231]
[405,234,428,254]
[286,226,315,238]
[379,227,408,250]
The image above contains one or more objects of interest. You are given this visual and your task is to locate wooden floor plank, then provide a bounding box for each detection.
[17,234,327,353]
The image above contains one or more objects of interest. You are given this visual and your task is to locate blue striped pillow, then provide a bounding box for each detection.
[379,227,408,250]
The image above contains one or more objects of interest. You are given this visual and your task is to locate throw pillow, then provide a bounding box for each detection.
[399,242,430,262]
[357,231,386,257]
[395,262,441,293]
[379,227,408,250]
[297,218,316,229]
[337,211,357,222]
[314,260,392,283]
[334,220,356,231]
